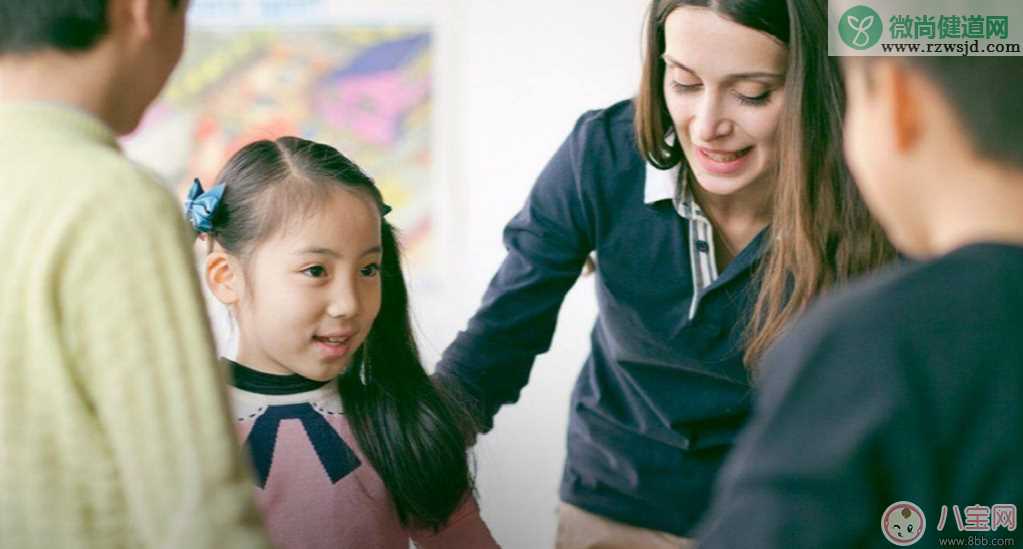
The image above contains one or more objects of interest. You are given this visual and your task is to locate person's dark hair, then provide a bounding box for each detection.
[858,57,1023,169]
[0,0,180,54]
[635,0,895,366]
[209,137,477,530]
[636,0,789,168]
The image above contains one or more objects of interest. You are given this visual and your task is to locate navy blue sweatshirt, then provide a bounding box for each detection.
[436,99,763,536]
[698,243,1023,548]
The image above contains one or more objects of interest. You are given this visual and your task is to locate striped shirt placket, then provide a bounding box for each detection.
[675,175,720,320]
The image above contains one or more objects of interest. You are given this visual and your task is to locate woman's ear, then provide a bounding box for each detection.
[206,250,241,306]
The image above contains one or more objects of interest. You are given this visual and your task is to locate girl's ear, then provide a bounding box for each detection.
[206,251,242,306]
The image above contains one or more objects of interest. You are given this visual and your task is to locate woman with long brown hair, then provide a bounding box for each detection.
[438,0,892,546]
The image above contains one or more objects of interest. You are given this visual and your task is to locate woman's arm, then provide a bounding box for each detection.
[435,113,601,431]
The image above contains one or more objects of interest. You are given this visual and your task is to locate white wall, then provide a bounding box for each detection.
[415,2,646,547]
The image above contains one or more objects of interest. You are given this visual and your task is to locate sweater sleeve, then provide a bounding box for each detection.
[61,174,270,549]
[434,112,598,431]
[409,495,501,549]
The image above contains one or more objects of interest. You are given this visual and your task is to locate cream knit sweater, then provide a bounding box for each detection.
[0,103,269,549]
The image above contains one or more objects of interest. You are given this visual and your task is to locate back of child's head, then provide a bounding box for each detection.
[208,137,476,530]
[1,0,109,53]
[1,0,188,136]
[898,58,1023,169]
[0,0,180,54]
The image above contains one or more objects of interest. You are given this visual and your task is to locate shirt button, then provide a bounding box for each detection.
[696,240,710,253]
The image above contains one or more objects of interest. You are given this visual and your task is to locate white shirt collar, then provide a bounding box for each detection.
[644,161,679,205]
[644,131,679,205]
[641,132,706,222]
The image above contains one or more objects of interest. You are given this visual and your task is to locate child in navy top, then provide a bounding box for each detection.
[698,55,1023,549]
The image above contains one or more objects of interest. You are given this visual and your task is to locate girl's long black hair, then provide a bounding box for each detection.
[207,136,476,530]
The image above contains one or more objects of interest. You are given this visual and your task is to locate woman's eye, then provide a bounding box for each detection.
[302,266,328,278]
[735,90,772,106]
[360,263,380,277]
[670,80,701,93]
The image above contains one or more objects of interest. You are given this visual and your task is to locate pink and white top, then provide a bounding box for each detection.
[226,361,500,549]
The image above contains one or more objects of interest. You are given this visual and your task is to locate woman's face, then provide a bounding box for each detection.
[662,6,788,199]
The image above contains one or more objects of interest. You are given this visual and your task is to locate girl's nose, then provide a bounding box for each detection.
[326,284,359,319]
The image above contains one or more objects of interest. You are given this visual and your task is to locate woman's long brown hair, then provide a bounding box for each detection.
[744,0,894,366]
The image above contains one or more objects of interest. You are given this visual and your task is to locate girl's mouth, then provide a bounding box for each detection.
[313,334,354,359]
[314,335,351,345]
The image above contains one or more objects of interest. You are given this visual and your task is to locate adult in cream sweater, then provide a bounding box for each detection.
[0,1,269,547]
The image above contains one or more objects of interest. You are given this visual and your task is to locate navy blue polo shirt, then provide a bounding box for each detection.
[436,99,764,536]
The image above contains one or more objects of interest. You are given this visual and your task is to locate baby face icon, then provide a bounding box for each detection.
[882,501,926,546]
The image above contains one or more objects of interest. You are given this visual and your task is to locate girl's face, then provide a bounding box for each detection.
[662,6,788,199]
[233,188,383,381]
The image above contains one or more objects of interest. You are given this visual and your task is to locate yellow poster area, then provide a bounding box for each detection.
[123,26,434,269]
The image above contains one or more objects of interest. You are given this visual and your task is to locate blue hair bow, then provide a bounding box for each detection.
[185,178,225,233]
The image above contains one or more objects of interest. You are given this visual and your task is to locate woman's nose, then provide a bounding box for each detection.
[691,94,733,142]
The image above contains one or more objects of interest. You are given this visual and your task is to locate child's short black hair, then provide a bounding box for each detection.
[883,58,1023,169]
[0,0,179,54]
[911,58,1022,168]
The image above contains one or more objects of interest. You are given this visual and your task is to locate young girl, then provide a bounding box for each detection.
[186,137,499,549]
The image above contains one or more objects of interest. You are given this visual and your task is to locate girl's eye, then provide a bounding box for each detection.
[735,90,772,106]
[360,263,380,278]
[302,266,328,278]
